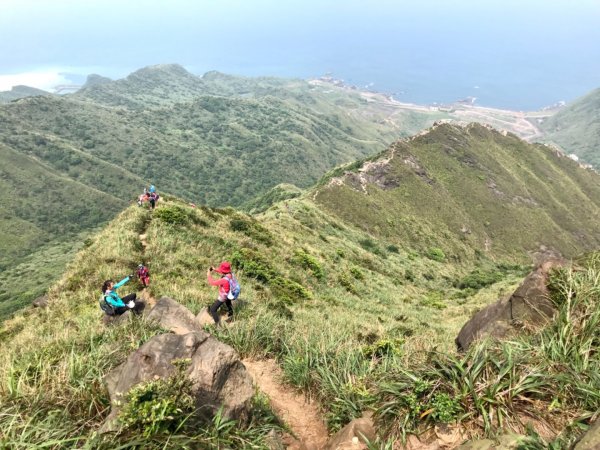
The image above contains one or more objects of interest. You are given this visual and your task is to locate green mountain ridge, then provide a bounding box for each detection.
[0,67,406,315]
[540,87,600,167]
[0,192,598,447]
[314,122,600,260]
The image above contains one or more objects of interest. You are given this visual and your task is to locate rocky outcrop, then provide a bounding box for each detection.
[32,295,48,308]
[104,331,254,430]
[575,420,600,450]
[456,259,564,351]
[101,310,132,326]
[324,415,376,450]
[146,297,202,334]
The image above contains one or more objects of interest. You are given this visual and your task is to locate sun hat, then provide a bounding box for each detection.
[214,261,232,274]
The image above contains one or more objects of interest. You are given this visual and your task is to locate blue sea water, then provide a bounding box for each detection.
[2,0,599,110]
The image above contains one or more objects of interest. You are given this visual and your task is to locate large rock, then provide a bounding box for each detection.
[324,415,376,450]
[146,296,202,334]
[104,331,254,430]
[575,420,600,450]
[456,259,564,351]
[32,295,48,308]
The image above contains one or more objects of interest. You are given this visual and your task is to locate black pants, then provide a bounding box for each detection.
[150,199,156,209]
[209,299,233,324]
[114,293,144,315]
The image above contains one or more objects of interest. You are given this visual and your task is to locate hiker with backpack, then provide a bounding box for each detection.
[206,261,240,325]
[148,191,158,210]
[136,263,150,287]
[100,275,144,316]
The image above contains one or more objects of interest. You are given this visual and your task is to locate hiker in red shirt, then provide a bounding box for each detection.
[136,264,150,287]
[207,261,235,325]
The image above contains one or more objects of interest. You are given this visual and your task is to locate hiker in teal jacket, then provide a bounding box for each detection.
[101,276,144,315]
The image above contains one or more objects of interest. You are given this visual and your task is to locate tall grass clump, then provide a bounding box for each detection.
[373,253,600,442]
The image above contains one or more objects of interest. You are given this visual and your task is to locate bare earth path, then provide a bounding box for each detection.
[242,359,329,450]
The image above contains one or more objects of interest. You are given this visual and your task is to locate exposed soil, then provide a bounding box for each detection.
[242,358,329,450]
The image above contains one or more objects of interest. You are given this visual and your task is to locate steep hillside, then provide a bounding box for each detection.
[540,87,600,167]
[0,197,598,448]
[1,67,412,315]
[314,122,600,261]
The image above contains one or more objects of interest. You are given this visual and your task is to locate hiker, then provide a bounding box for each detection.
[137,193,148,207]
[206,261,240,325]
[149,184,156,194]
[100,275,144,316]
[149,191,158,210]
[136,264,150,287]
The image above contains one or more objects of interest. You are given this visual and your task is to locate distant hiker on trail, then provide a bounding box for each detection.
[137,193,149,207]
[149,184,156,194]
[100,275,145,316]
[206,261,240,325]
[137,264,150,287]
[149,191,158,210]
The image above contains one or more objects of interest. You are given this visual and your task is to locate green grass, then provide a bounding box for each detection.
[314,123,600,260]
[0,197,530,447]
[540,87,600,167]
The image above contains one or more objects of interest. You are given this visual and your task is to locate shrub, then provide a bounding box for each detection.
[425,247,446,262]
[362,338,403,359]
[359,238,385,256]
[386,244,400,254]
[271,276,312,304]
[229,216,273,245]
[349,266,365,281]
[291,249,325,280]
[154,205,208,227]
[231,248,275,283]
[339,272,358,295]
[455,269,503,290]
[119,359,194,437]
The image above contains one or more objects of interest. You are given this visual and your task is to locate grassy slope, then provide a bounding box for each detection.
[314,123,600,261]
[0,66,450,316]
[0,70,408,316]
[540,87,600,167]
[0,143,128,266]
[1,197,598,447]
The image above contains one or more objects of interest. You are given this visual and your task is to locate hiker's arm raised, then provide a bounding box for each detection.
[113,276,130,290]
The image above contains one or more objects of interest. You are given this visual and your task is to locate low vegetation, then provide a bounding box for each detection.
[0,197,535,447]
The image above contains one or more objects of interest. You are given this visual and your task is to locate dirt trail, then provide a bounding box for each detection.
[242,359,329,450]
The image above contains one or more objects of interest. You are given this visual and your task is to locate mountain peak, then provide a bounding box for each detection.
[83,74,112,88]
[129,63,195,80]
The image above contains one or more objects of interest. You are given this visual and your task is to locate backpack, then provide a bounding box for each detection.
[226,275,241,300]
[99,294,115,316]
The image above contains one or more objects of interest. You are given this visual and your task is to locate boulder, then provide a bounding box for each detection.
[101,310,132,326]
[575,420,600,450]
[324,415,376,450]
[32,295,48,308]
[456,259,564,351]
[104,331,254,430]
[146,297,202,334]
[197,308,215,327]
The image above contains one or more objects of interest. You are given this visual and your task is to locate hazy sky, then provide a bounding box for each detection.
[1,0,599,108]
